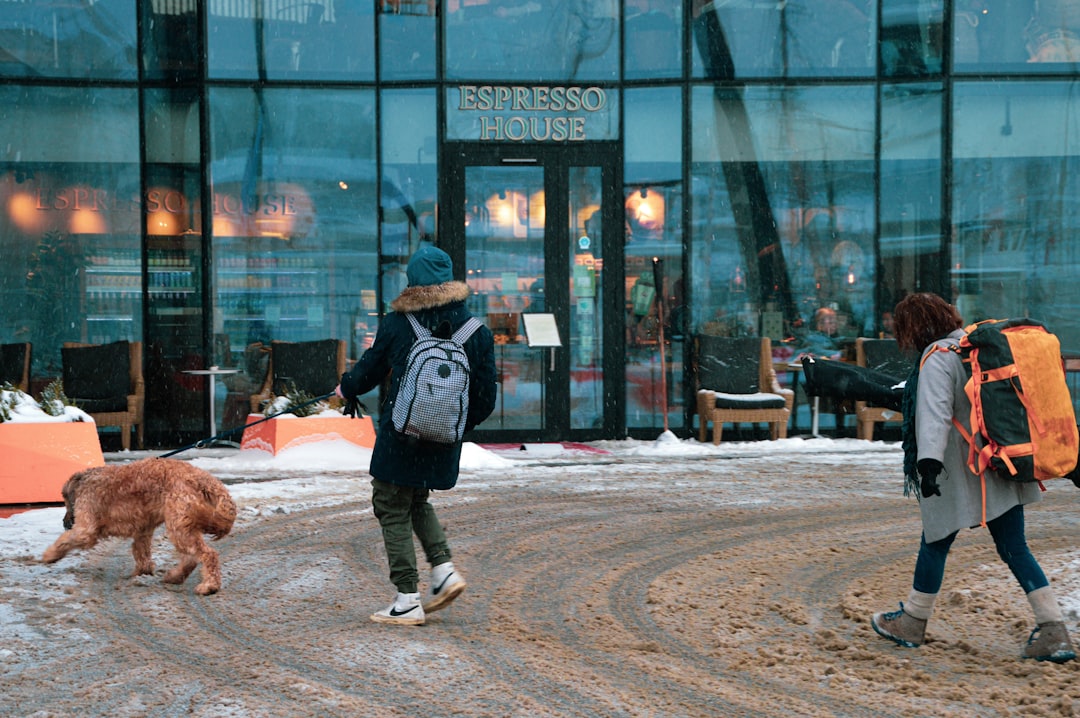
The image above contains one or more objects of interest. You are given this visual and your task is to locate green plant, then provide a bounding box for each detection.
[38,379,76,417]
[274,382,328,418]
[0,382,15,422]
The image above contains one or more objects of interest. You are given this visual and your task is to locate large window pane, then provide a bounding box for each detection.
[625,2,682,80]
[954,1,1080,71]
[879,83,943,320]
[378,88,438,424]
[880,0,943,77]
[144,2,200,81]
[209,88,378,412]
[0,0,136,79]
[143,88,207,441]
[952,82,1080,354]
[379,1,436,80]
[208,1,374,81]
[381,89,438,313]
[445,0,618,82]
[692,0,875,80]
[625,87,683,431]
[691,84,875,430]
[0,86,140,381]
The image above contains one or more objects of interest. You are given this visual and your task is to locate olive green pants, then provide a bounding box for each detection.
[370,479,451,594]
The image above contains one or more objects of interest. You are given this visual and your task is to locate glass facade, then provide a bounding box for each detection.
[1,0,1079,446]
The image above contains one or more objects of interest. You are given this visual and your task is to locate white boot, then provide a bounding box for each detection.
[424,561,467,613]
[370,592,425,625]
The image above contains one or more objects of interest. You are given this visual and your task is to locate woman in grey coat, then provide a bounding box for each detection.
[871,293,1075,663]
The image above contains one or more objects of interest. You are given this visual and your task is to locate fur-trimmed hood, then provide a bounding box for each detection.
[389,280,471,314]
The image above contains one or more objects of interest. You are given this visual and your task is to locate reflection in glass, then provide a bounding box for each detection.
[879,84,943,318]
[952,81,1080,352]
[569,167,603,430]
[690,84,874,431]
[879,0,943,76]
[464,166,546,431]
[625,87,684,430]
[143,88,206,439]
[208,1,374,81]
[144,3,200,81]
[380,1,436,80]
[625,1,682,79]
[0,1,136,79]
[691,0,875,79]
[208,87,378,413]
[445,0,618,81]
[0,86,139,378]
[953,1,1080,70]
[380,88,438,416]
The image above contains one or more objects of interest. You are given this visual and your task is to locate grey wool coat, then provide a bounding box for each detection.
[916,328,1041,543]
[338,280,497,491]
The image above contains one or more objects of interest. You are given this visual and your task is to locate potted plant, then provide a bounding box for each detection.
[240,385,374,455]
[0,381,105,504]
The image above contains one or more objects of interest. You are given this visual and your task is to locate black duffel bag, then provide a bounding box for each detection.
[801,355,905,413]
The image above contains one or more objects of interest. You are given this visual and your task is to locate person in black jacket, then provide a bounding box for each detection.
[336,245,497,626]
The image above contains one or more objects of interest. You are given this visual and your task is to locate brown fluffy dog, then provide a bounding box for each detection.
[42,458,237,595]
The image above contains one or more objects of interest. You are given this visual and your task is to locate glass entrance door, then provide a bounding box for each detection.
[444,145,620,441]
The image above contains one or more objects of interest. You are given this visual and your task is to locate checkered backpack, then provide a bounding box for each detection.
[392,313,483,444]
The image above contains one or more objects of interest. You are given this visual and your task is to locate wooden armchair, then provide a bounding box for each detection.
[1,342,31,392]
[854,338,914,441]
[62,341,145,450]
[695,335,793,445]
[250,338,347,413]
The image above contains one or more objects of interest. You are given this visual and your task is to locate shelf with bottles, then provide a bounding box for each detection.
[216,256,320,279]
[218,296,321,323]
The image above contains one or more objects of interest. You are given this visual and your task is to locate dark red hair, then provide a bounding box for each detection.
[893,293,963,353]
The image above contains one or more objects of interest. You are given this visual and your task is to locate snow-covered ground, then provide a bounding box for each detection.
[4,433,1080,619]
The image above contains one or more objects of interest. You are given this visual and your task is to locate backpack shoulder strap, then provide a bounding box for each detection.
[405,313,431,340]
[919,341,962,371]
[452,317,484,344]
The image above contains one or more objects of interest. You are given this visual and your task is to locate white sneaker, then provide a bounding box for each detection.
[424,562,467,613]
[370,592,425,625]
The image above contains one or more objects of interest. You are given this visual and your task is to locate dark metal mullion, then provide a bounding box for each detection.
[135,1,150,363]
[545,154,571,438]
[940,2,955,301]
[602,149,627,439]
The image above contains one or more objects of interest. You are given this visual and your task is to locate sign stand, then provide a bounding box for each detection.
[522,313,562,425]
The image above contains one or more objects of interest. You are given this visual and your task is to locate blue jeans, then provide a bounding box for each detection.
[912,504,1048,595]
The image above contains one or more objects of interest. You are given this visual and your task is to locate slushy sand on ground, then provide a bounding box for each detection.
[3,443,1080,717]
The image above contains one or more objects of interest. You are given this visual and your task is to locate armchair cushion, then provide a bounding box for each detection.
[703,390,788,410]
[62,340,130,412]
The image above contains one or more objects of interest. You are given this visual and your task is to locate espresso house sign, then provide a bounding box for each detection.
[450,85,616,142]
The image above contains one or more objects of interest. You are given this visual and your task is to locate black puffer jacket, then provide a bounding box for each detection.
[339,280,497,490]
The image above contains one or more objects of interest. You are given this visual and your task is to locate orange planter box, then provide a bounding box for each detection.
[0,421,105,504]
[239,414,376,455]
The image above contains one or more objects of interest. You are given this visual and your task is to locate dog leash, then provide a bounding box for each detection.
[158,391,365,459]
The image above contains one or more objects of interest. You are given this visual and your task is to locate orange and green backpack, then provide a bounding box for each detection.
[932,318,1079,522]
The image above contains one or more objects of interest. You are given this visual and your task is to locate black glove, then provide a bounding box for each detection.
[917,458,944,498]
[344,396,363,419]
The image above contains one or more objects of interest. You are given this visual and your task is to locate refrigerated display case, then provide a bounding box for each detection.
[81,247,140,345]
[215,252,322,352]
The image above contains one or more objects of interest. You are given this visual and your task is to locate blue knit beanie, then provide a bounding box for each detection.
[406,245,454,287]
